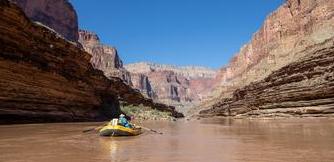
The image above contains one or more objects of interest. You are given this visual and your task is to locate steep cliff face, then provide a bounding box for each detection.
[78,30,132,85]
[125,63,218,112]
[9,0,79,42]
[0,1,182,124]
[211,0,334,99]
[126,62,217,78]
[130,73,156,99]
[200,0,334,117]
[200,39,334,117]
[146,71,191,103]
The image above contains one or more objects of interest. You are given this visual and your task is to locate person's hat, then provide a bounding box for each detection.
[120,114,125,117]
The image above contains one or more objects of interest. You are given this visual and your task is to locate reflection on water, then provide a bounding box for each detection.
[109,140,118,160]
[0,118,334,162]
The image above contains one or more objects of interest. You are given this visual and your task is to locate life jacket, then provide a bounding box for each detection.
[118,117,128,126]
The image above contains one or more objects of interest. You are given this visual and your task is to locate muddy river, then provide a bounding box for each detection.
[0,118,333,162]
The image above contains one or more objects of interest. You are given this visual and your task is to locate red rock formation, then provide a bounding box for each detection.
[125,62,217,78]
[130,73,156,99]
[9,0,79,42]
[146,71,191,103]
[0,1,182,124]
[78,30,132,85]
[211,0,334,100]
[189,78,218,100]
[200,0,334,117]
[125,63,218,113]
[200,39,334,117]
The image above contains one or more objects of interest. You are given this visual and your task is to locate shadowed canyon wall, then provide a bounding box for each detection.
[0,0,182,124]
[9,0,79,42]
[200,0,334,117]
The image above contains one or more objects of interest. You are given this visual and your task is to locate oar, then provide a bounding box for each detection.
[140,126,163,135]
[82,123,107,133]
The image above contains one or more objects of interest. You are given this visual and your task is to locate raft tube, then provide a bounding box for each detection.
[99,125,142,137]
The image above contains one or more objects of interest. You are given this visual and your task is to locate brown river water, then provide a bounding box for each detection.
[0,118,333,162]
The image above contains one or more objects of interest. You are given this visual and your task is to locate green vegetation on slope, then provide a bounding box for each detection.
[121,104,174,121]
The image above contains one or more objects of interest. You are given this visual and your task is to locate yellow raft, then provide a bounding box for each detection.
[99,121,142,137]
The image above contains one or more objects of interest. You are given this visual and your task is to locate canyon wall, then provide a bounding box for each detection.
[130,73,156,99]
[78,30,219,112]
[0,0,182,124]
[125,62,216,78]
[200,39,334,117]
[125,63,218,113]
[77,16,217,114]
[211,0,334,99]
[9,0,79,42]
[78,30,132,85]
[200,0,334,117]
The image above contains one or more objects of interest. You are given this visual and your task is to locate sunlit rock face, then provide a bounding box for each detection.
[9,0,79,42]
[125,62,218,112]
[130,73,156,99]
[200,0,334,117]
[78,30,132,85]
[201,40,334,117]
[211,0,334,99]
[126,62,217,78]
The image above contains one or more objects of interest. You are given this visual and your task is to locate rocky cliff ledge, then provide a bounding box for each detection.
[78,30,132,85]
[0,1,182,124]
[210,0,334,99]
[200,39,334,117]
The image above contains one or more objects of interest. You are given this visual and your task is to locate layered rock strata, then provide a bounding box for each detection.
[125,62,216,78]
[0,1,182,124]
[130,73,156,99]
[9,0,79,42]
[200,0,334,117]
[125,63,218,112]
[78,30,132,85]
[200,39,334,117]
[210,0,334,100]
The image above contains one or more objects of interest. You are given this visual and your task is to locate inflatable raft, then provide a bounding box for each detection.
[99,119,142,137]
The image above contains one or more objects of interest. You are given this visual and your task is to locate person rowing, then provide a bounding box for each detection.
[118,114,133,128]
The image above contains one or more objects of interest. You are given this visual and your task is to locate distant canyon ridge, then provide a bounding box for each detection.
[78,30,219,113]
[125,63,218,111]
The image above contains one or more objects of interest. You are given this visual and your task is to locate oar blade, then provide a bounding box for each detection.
[82,128,94,133]
[141,126,163,135]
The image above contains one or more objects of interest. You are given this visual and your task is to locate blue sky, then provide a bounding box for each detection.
[70,0,283,69]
